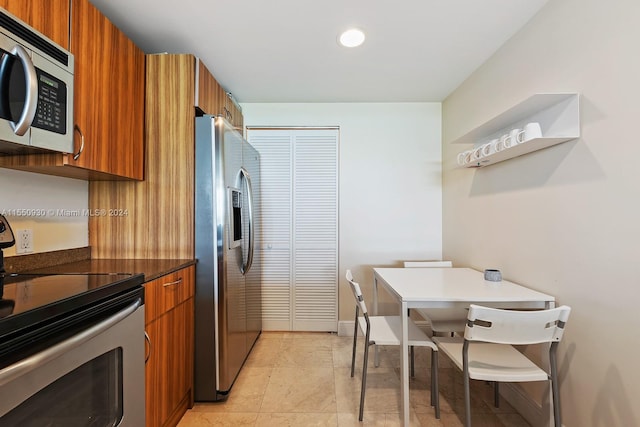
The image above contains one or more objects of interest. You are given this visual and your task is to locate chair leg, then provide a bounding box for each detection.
[350,333,357,378]
[351,312,359,377]
[463,341,471,427]
[494,382,500,408]
[550,343,562,427]
[430,353,434,406]
[360,343,370,421]
[431,349,440,419]
[463,370,471,427]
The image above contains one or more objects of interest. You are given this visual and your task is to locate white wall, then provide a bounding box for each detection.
[442,0,640,426]
[241,103,442,321]
[0,169,88,256]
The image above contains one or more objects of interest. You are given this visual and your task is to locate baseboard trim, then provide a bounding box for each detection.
[500,383,545,427]
[337,320,354,336]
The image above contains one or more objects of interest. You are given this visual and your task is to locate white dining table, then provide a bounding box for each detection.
[372,267,556,427]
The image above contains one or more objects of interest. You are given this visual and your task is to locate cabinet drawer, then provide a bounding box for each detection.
[145,266,195,324]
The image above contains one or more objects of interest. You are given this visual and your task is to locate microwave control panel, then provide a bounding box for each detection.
[33,70,67,135]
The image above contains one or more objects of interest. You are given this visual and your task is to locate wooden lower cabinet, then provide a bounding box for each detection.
[145,266,195,427]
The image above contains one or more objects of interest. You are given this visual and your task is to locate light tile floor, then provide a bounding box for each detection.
[177,332,531,427]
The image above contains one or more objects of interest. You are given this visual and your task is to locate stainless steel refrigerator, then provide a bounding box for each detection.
[194,115,261,401]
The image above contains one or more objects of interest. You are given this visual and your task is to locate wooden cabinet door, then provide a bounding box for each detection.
[144,266,195,427]
[69,0,144,180]
[166,301,194,423]
[195,58,245,130]
[145,298,193,427]
[226,97,244,132]
[0,0,69,48]
[196,58,224,115]
[146,299,194,427]
[144,319,162,427]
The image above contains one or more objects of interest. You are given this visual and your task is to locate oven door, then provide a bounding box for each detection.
[0,297,145,427]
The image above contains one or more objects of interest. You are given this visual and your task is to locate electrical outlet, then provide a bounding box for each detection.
[16,229,33,254]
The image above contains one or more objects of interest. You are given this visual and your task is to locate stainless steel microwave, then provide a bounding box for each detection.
[0,8,74,155]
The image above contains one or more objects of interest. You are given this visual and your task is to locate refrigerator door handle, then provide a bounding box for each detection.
[240,167,254,275]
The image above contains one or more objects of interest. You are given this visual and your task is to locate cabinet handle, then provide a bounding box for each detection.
[162,277,183,287]
[144,331,151,364]
[73,125,85,160]
[223,106,232,121]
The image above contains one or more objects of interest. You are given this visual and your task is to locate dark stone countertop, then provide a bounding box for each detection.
[18,258,197,283]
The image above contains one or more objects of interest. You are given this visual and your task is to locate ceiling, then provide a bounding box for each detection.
[88,0,549,103]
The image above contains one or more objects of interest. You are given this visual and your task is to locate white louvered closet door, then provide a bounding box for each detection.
[247,128,338,332]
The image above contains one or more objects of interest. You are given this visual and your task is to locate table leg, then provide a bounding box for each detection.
[373,275,380,366]
[400,300,410,427]
[373,276,378,316]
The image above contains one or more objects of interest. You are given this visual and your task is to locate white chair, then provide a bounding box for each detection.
[403,261,453,268]
[403,261,467,336]
[346,270,440,421]
[433,304,571,427]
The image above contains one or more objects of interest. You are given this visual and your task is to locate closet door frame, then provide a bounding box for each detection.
[247,127,339,332]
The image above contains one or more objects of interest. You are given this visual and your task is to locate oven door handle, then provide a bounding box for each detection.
[0,298,142,387]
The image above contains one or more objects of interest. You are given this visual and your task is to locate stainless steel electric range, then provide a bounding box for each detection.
[0,271,146,426]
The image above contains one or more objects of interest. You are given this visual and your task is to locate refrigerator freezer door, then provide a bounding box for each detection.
[194,116,219,401]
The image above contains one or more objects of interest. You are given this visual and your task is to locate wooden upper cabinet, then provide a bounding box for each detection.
[195,58,223,116]
[225,95,244,132]
[0,0,70,49]
[69,0,145,180]
[0,0,145,180]
[195,57,243,131]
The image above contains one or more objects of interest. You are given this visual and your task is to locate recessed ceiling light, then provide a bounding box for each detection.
[338,28,365,48]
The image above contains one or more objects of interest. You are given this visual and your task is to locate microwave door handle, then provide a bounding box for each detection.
[240,167,254,275]
[9,45,37,136]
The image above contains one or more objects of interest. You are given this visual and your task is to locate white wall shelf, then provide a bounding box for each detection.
[453,93,580,168]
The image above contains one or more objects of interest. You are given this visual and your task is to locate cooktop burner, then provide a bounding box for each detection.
[0,273,144,338]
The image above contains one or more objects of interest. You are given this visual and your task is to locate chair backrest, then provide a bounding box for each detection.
[465,304,571,345]
[345,269,368,314]
[403,261,453,268]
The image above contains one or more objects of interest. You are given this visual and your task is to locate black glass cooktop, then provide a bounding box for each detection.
[0,273,144,339]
